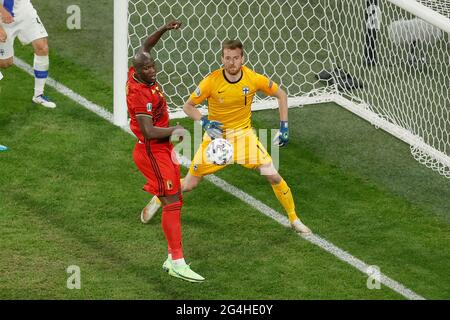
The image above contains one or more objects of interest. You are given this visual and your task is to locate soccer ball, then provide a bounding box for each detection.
[206,138,233,165]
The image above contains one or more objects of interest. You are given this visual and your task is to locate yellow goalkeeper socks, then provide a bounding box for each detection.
[271,179,298,222]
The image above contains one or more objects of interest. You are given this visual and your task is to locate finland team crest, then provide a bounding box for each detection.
[242,87,250,95]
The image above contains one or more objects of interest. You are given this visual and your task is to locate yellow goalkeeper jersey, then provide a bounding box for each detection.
[189,65,279,129]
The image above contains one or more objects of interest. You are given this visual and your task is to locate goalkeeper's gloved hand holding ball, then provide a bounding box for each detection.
[200,116,223,139]
[273,121,289,147]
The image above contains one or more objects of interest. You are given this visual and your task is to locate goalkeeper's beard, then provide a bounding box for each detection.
[223,61,241,75]
[226,67,240,75]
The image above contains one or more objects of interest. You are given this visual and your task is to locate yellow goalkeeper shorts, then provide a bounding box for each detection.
[188,128,273,177]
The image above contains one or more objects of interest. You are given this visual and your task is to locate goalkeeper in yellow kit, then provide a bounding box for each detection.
[141,39,311,235]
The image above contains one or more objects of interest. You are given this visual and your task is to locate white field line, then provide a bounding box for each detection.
[13,57,425,300]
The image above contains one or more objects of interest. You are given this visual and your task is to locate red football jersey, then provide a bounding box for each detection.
[126,67,170,144]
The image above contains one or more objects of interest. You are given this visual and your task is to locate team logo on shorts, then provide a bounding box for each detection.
[166,180,173,191]
[193,165,198,172]
[146,103,152,112]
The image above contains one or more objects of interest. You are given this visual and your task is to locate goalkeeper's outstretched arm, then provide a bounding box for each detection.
[182,99,202,121]
[141,20,182,53]
[272,88,288,122]
[183,99,223,139]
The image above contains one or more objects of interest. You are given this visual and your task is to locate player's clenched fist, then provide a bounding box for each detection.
[164,20,182,30]
[172,123,188,142]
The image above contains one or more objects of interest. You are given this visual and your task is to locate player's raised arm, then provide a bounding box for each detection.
[141,20,181,53]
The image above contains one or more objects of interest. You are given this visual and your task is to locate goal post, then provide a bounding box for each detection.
[115,0,450,178]
[113,0,129,127]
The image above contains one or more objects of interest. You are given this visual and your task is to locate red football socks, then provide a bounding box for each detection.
[161,201,183,260]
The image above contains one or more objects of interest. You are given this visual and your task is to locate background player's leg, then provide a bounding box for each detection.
[31,37,55,108]
[0,57,13,69]
[0,34,13,152]
[0,26,14,70]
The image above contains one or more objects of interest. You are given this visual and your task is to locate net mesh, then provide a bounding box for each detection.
[127,0,450,178]
[417,0,450,18]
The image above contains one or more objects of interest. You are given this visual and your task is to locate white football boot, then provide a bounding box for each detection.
[290,219,312,235]
[140,195,162,224]
[32,94,56,109]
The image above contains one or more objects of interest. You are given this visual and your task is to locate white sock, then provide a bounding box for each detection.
[172,258,186,267]
[33,54,49,97]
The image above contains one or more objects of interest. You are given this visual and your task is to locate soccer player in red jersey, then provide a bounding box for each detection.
[126,20,204,282]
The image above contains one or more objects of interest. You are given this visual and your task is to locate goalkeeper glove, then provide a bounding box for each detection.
[200,116,223,139]
[273,121,289,147]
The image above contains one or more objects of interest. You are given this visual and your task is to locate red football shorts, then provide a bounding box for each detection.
[133,141,181,197]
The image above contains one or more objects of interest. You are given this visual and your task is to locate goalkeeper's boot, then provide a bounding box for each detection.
[32,94,56,109]
[291,219,312,235]
[141,195,161,224]
[168,263,205,283]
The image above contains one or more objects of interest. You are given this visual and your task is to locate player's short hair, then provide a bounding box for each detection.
[133,51,154,70]
[221,40,244,57]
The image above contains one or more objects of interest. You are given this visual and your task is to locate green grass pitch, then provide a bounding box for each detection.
[0,0,449,299]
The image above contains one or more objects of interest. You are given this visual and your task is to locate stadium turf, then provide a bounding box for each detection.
[0,0,449,300]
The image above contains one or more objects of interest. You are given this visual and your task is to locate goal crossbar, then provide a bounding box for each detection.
[388,0,450,34]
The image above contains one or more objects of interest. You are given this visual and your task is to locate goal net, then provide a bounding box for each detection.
[118,0,450,178]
